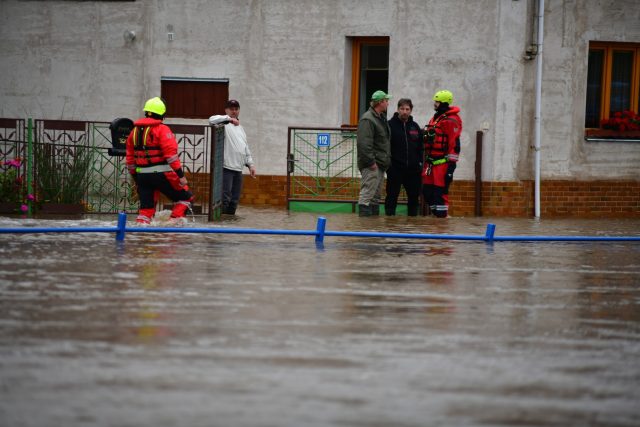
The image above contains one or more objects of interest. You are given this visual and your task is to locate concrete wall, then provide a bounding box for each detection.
[0,0,639,180]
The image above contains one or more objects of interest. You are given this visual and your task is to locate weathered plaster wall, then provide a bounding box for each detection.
[0,0,638,180]
[541,0,640,179]
[0,1,149,119]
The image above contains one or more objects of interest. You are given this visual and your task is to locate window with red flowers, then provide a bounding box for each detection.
[585,42,640,138]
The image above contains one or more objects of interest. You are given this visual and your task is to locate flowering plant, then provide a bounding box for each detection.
[600,110,640,132]
[0,158,34,213]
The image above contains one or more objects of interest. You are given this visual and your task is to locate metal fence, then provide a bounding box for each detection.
[286,126,406,211]
[0,118,224,219]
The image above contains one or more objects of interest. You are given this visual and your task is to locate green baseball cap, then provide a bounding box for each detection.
[371,90,391,101]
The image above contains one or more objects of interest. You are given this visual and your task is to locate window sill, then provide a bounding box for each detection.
[584,130,640,142]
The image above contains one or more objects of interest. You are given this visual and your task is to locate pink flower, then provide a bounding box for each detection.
[20,204,28,212]
[5,159,21,168]
[26,194,35,201]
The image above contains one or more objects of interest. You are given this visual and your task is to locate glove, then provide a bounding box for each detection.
[445,163,456,186]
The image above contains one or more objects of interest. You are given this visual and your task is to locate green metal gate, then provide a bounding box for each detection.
[287,126,360,212]
[286,126,409,214]
[86,121,137,213]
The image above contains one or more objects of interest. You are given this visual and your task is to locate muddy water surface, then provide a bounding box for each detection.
[1,209,639,426]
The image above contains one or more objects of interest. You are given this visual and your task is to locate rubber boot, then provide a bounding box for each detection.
[434,209,448,218]
[358,204,371,217]
[384,203,396,216]
[370,204,380,216]
[136,207,155,225]
[136,215,151,225]
[171,200,191,218]
[222,205,236,215]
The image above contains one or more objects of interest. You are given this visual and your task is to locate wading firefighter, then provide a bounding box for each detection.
[422,90,462,218]
[126,97,193,224]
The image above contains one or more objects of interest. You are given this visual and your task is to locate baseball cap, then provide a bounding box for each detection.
[371,90,391,101]
[225,99,240,108]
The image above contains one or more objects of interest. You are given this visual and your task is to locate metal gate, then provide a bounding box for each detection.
[287,126,360,212]
[86,121,138,213]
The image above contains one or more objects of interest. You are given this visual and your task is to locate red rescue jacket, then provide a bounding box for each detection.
[423,106,462,187]
[424,106,462,163]
[125,118,183,174]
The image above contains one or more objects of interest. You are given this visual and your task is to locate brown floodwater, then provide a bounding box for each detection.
[1,208,639,426]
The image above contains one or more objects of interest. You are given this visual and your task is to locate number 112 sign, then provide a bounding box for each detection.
[317,133,330,147]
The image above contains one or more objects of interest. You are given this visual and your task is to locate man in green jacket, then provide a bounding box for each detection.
[357,90,392,216]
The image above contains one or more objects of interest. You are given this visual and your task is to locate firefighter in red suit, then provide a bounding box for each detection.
[422,90,462,218]
[126,97,193,224]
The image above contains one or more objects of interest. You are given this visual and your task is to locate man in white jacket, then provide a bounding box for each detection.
[209,100,257,215]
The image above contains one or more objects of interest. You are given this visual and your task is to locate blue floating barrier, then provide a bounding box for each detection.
[485,223,496,242]
[115,211,127,241]
[315,217,327,243]
[1,215,639,244]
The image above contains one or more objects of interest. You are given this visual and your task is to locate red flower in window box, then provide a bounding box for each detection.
[601,110,640,132]
[586,110,640,139]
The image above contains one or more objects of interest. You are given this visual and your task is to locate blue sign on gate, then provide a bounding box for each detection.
[317,133,330,147]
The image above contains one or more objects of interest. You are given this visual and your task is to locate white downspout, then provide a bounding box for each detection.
[534,0,545,218]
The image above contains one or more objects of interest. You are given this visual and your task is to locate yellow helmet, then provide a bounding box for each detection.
[433,90,453,105]
[143,97,166,116]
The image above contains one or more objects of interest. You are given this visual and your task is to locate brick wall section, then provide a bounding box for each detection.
[237,175,640,217]
[186,172,210,206]
[538,180,640,218]
[448,181,535,217]
[240,175,288,206]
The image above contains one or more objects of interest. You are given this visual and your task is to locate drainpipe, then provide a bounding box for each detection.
[533,0,545,218]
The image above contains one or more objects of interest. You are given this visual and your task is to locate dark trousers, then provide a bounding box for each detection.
[222,168,244,214]
[422,185,447,217]
[384,165,421,216]
[137,173,192,209]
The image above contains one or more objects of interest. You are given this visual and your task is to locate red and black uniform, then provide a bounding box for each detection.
[422,106,462,217]
[125,117,193,223]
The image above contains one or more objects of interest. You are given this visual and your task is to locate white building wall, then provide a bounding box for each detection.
[0,0,638,180]
[541,0,640,180]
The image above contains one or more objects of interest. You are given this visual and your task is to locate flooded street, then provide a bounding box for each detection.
[1,208,639,426]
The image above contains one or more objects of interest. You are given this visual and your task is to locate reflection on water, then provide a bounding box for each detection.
[1,208,639,426]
